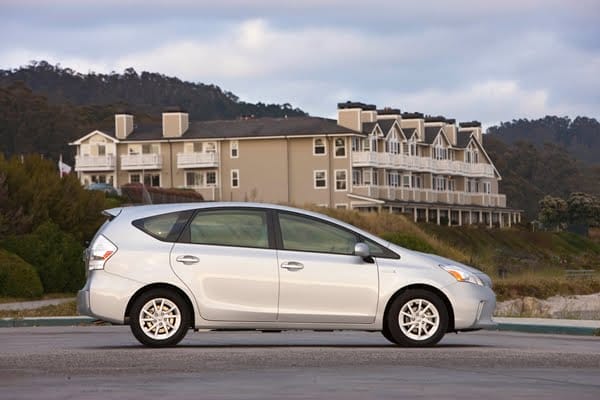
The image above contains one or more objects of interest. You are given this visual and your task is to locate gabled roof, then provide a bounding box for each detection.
[377,119,396,135]
[424,126,442,144]
[456,131,473,148]
[402,128,417,140]
[362,122,377,135]
[69,130,119,145]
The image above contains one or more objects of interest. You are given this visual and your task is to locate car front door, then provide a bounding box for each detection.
[275,211,379,324]
[170,208,279,322]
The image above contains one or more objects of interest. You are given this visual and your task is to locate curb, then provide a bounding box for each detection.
[494,323,600,336]
[0,316,96,328]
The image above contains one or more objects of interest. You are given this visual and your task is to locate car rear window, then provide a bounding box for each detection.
[133,210,193,242]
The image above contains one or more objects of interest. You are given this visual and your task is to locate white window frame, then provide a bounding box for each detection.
[334,138,346,158]
[335,169,347,191]
[231,169,240,188]
[352,169,362,186]
[335,203,348,209]
[185,171,204,188]
[230,140,239,158]
[313,138,326,156]
[314,170,327,189]
[129,173,141,184]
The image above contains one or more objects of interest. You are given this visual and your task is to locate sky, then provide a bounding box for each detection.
[1,0,599,127]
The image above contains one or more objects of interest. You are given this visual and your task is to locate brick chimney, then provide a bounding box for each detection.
[162,109,189,138]
[115,114,134,139]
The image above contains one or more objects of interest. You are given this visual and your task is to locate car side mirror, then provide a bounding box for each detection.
[354,242,374,263]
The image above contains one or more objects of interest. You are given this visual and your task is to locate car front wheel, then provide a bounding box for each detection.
[384,289,448,347]
[130,289,191,347]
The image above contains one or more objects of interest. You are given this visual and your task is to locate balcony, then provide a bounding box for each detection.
[352,185,506,207]
[352,152,495,177]
[74,155,116,171]
[176,152,219,169]
[121,154,162,170]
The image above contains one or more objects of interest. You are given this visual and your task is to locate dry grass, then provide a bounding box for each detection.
[0,300,77,318]
[494,275,600,301]
[0,293,75,304]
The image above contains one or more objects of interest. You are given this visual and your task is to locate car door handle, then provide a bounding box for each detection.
[281,261,304,271]
[176,255,200,265]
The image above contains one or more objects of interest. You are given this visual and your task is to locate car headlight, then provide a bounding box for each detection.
[439,264,484,286]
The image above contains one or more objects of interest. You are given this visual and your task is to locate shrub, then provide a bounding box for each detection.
[0,248,43,298]
[380,232,436,253]
[2,221,84,293]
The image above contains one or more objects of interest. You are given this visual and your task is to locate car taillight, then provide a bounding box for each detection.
[88,235,117,270]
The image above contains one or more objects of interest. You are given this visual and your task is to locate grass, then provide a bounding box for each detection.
[0,293,76,304]
[0,300,76,318]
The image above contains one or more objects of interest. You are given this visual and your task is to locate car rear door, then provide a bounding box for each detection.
[170,207,279,322]
[275,211,379,324]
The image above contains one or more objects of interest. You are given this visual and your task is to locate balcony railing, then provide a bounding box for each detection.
[74,155,116,171]
[352,152,495,177]
[121,154,162,170]
[176,152,219,168]
[352,185,506,207]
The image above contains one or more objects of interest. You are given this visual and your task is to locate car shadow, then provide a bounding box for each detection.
[88,343,491,350]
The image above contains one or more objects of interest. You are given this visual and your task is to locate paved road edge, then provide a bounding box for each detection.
[1,316,599,336]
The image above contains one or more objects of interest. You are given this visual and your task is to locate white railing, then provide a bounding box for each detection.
[121,153,162,170]
[352,185,506,207]
[74,155,116,171]
[352,151,495,177]
[176,152,219,168]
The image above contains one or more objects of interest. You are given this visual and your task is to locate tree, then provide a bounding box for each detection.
[567,192,600,226]
[538,195,568,229]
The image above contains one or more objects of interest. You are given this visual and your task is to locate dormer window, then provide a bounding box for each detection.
[432,137,447,160]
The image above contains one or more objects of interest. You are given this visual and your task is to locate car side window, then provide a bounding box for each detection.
[187,209,269,249]
[133,210,193,242]
[363,237,400,259]
[278,212,357,255]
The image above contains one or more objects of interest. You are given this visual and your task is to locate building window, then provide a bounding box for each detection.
[314,170,327,189]
[314,138,326,155]
[207,171,217,186]
[186,171,204,187]
[334,138,346,158]
[352,169,362,185]
[130,174,141,184]
[483,182,491,194]
[142,143,160,154]
[144,173,160,187]
[231,169,239,188]
[387,171,400,187]
[335,203,348,209]
[335,170,347,191]
[205,142,216,153]
[230,141,239,158]
[433,176,446,191]
[352,137,361,152]
[402,174,411,188]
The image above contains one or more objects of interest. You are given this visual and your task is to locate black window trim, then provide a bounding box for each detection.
[273,210,399,259]
[132,210,195,243]
[177,206,277,250]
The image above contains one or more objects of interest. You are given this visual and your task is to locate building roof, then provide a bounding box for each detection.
[424,126,442,144]
[111,117,361,141]
[376,119,396,135]
[456,131,473,148]
[401,128,417,139]
[362,122,378,134]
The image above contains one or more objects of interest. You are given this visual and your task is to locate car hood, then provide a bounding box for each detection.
[387,244,493,288]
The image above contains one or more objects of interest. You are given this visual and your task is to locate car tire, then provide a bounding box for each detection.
[385,289,448,347]
[381,326,398,344]
[130,288,191,347]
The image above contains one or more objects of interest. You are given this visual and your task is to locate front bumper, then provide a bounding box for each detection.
[443,281,497,331]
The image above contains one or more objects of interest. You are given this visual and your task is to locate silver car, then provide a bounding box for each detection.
[77,203,496,347]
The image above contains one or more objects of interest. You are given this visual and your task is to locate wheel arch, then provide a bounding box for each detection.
[124,283,195,327]
[383,284,455,333]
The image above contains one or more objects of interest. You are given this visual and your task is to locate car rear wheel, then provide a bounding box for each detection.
[130,289,191,347]
[385,289,448,347]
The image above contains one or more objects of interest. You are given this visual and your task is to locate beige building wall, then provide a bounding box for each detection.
[337,109,361,131]
[220,139,289,203]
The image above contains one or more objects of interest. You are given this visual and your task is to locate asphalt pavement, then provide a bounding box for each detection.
[0,326,598,399]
